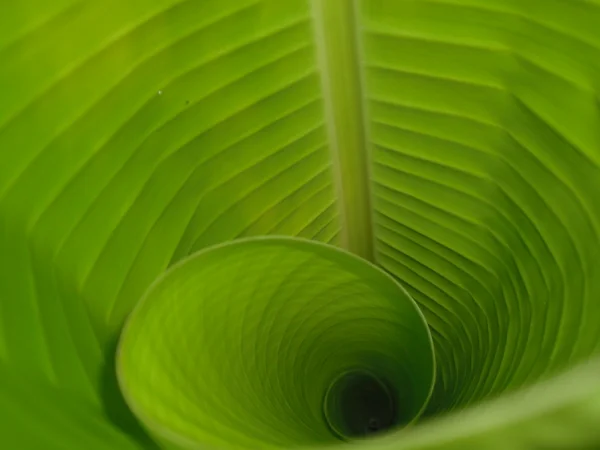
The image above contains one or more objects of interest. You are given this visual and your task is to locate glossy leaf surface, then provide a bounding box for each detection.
[1,0,600,449]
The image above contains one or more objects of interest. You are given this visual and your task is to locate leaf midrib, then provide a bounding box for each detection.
[311,0,375,261]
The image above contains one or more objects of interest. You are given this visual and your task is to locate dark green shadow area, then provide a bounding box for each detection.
[101,334,160,450]
[324,370,399,439]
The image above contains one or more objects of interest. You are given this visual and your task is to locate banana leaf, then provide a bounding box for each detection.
[1,0,600,448]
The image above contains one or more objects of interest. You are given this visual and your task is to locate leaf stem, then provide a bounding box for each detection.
[311,0,375,261]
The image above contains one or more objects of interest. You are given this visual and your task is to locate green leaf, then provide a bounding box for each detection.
[118,237,434,448]
[1,0,600,449]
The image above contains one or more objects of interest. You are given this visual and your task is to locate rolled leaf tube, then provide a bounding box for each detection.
[118,237,435,449]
